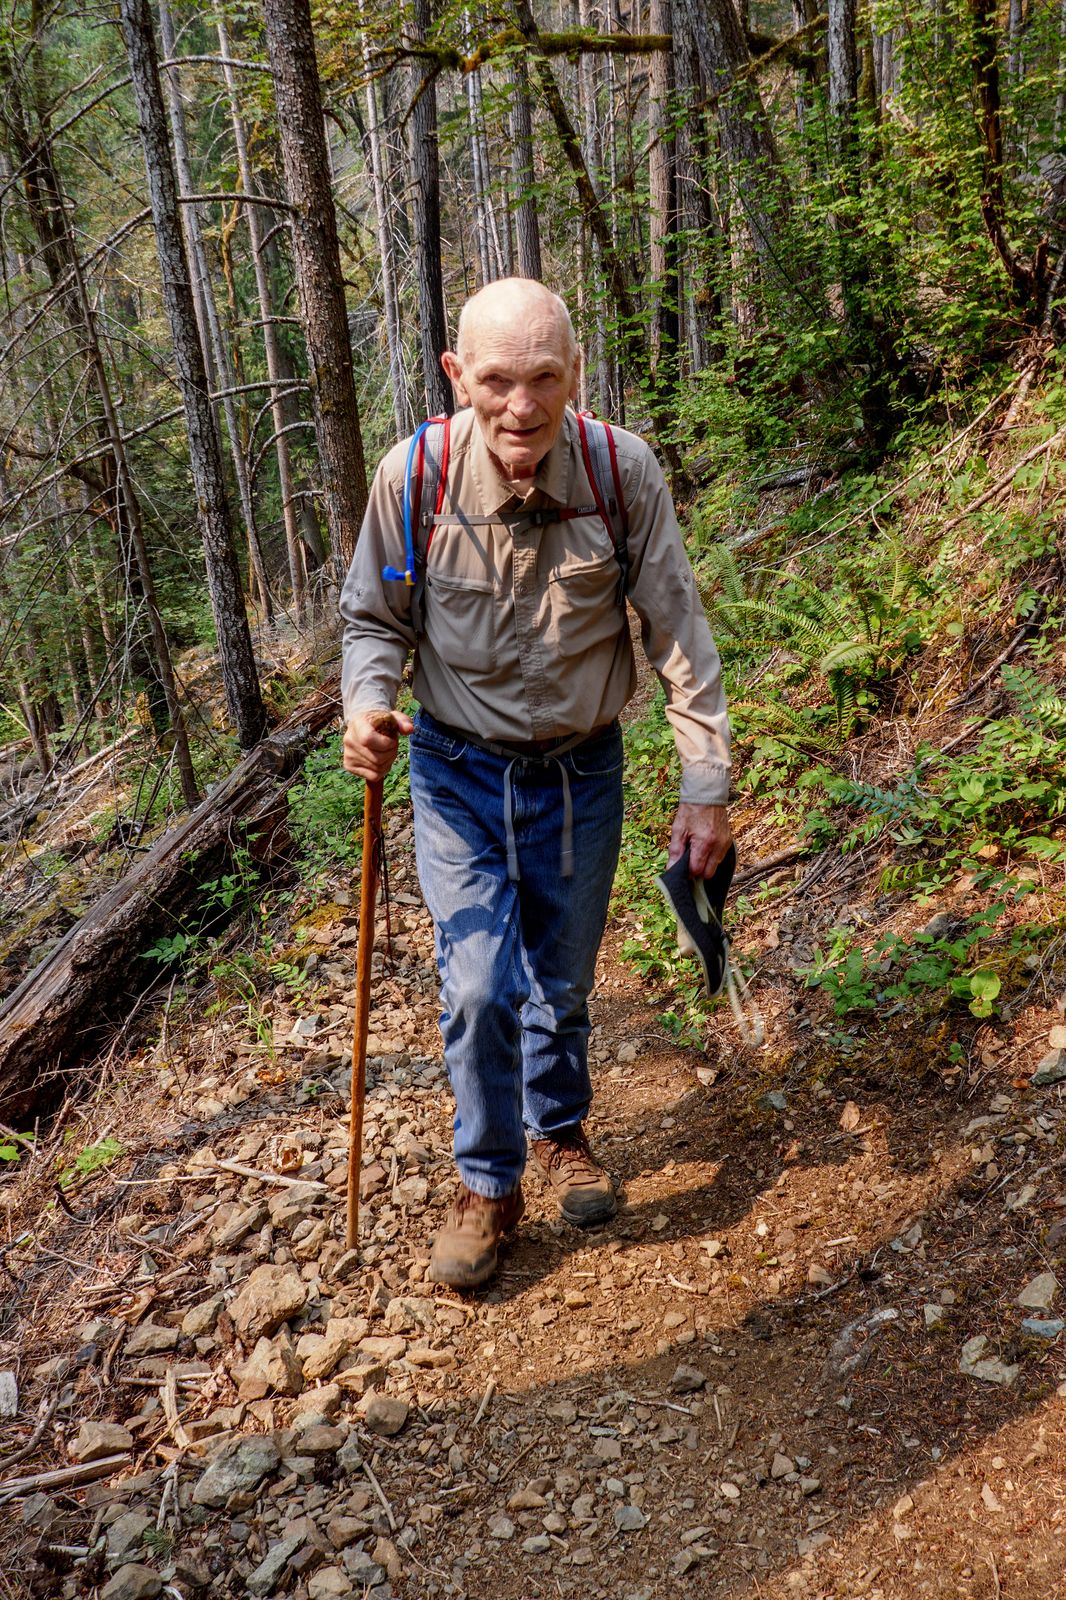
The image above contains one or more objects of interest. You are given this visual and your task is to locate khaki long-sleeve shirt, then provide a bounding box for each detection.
[340,407,731,805]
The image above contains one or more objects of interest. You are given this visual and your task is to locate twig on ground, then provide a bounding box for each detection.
[0,1453,127,1505]
[362,1457,397,1531]
[0,1395,59,1473]
[472,1377,496,1427]
[211,1159,327,1190]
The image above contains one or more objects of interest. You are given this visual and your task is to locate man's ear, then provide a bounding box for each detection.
[441,351,469,406]
[568,350,582,405]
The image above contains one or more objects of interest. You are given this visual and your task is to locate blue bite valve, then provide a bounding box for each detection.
[382,564,414,584]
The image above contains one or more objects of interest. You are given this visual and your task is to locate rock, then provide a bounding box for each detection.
[334,1361,386,1398]
[301,1318,370,1381]
[246,1534,304,1597]
[406,1343,455,1368]
[105,1511,154,1562]
[523,1535,552,1554]
[230,1265,308,1343]
[799,1477,821,1496]
[668,1363,706,1394]
[1021,1317,1064,1340]
[214,1200,269,1249]
[959,1335,1019,1387]
[191,1434,280,1506]
[372,1536,402,1581]
[507,1486,548,1511]
[771,1453,795,1480]
[181,1297,225,1339]
[487,1515,515,1540]
[358,1336,406,1364]
[341,1551,386,1586]
[1032,1049,1066,1087]
[614,1505,648,1532]
[298,1425,347,1455]
[307,1568,353,1600]
[0,1371,17,1418]
[235,1331,304,1399]
[70,1421,134,1462]
[1017,1272,1058,1312]
[592,1436,622,1461]
[268,1184,324,1230]
[329,1250,362,1285]
[20,1493,58,1531]
[124,1323,178,1358]
[336,1433,364,1473]
[100,1567,162,1600]
[291,1383,343,1423]
[383,1295,435,1334]
[356,1392,409,1436]
[923,1305,946,1328]
[981,1483,1004,1513]
[806,1264,833,1288]
[760,1091,788,1112]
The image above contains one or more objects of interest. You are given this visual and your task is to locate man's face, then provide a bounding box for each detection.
[442,312,579,479]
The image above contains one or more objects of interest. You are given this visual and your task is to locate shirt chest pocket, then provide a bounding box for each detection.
[546,550,624,658]
[424,570,497,673]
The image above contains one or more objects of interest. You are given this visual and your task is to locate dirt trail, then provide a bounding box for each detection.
[1,803,1064,1600]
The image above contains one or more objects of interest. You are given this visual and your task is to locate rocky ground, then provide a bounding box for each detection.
[1,794,1065,1600]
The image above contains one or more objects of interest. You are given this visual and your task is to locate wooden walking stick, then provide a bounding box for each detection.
[346,715,395,1251]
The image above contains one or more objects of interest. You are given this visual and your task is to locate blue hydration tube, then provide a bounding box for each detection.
[382,419,436,586]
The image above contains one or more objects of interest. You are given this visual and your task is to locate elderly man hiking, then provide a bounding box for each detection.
[341,278,731,1288]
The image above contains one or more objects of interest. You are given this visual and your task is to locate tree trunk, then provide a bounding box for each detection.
[511,56,543,279]
[649,0,680,390]
[409,0,452,416]
[158,0,273,623]
[361,20,413,437]
[0,683,342,1123]
[119,0,267,750]
[676,0,791,294]
[261,0,369,576]
[218,18,309,616]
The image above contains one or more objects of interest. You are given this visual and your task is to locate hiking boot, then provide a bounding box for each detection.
[428,1184,525,1288]
[530,1125,616,1227]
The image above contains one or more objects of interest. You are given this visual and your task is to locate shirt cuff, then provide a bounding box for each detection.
[679,763,732,807]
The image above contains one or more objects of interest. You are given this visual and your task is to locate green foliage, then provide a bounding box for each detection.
[802,910,1045,1022]
[287,734,365,880]
[56,1136,124,1189]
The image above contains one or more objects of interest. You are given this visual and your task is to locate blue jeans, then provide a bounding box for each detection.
[409,710,624,1199]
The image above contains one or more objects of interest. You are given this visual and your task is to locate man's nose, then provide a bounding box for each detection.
[508,387,538,420]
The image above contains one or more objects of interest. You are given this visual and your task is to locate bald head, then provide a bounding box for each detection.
[441,278,581,481]
[455,278,577,366]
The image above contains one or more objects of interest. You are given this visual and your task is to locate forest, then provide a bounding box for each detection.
[0,0,1065,1593]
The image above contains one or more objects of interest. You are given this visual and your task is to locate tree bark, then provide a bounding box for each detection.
[218,18,309,616]
[409,0,453,416]
[361,19,413,436]
[158,0,273,623]
[0,683,342,1123]
[119,0,267,750]
[261,0,369,575]
[511,56,543,278]
[676,0,791,292]
[649,0,680,389]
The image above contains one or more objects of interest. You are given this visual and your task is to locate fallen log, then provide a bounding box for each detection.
[0,679,342,1122]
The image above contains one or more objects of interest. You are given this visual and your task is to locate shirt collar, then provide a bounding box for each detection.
[465,408,575,515]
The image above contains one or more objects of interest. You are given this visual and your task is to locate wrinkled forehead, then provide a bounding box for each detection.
[459,302,577,368]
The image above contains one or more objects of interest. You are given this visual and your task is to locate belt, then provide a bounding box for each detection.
[432,719,613,760]
[423,717,617,882]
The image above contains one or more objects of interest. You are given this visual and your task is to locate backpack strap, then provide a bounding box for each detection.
[576,411,630,605]
[382,415,449,635]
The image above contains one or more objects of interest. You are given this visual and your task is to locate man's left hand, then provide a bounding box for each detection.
[668,802,732,879]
